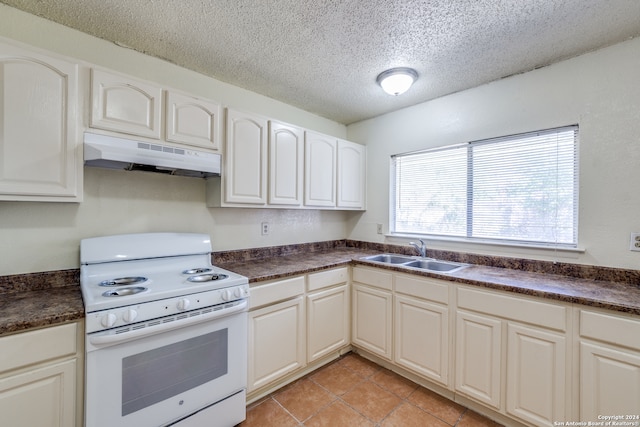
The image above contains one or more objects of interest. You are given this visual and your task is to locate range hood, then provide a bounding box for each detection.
[83,132,221,178]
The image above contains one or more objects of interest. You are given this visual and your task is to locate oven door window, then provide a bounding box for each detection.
[122,329,228,416]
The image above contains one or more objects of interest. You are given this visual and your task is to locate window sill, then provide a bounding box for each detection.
[387,233,586,254]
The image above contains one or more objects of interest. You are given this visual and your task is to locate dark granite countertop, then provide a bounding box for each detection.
[217,247,640,316]
[3,242,640,337]
[0,286,84,336]
[217,247,378,283]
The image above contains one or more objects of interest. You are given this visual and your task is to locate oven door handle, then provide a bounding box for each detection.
[88,299,248,348]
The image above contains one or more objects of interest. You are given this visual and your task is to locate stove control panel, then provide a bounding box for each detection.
[85,284,250,334]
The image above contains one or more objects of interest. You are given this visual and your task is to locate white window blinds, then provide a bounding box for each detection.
[391,125,579,247]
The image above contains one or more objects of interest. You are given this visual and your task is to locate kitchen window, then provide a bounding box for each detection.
[391,125,579,248]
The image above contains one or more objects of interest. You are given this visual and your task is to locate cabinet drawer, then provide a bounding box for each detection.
[352,266,393,290]
[395,273,449,304]
[307,267,349,292]
[457,286,567,331]
[580,310,640,350]
[0,323,77,374]
[249,276,305,309]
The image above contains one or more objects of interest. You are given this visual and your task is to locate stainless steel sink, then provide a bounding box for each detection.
[363,254,415,264]
[361,253,468,273]
[402,259,467,273]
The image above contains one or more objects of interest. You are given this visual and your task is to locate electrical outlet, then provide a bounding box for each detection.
[261,222,270,236]
[376,224,383,234]
[629,232,640,251]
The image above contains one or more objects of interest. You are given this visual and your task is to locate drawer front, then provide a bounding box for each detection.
[395,273,449,304]
[580,309,640,350]
[249,276,305,309]
[0,323,77,374]
[352,266,393,291]
[457,286,566,331]
[307,267,349,292]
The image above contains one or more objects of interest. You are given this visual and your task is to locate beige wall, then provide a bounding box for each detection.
[347,36,640,269]
[0,5,352,275]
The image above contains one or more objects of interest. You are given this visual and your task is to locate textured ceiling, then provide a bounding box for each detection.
[3,0,640,124]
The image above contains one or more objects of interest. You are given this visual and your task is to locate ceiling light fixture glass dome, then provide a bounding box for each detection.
[376,67,418,96]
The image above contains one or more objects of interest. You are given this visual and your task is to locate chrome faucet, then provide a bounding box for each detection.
[409,239,426,258]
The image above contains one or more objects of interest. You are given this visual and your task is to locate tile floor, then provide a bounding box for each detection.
[239,353,503,427]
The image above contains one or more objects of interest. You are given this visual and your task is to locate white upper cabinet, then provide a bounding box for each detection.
[0,41,81,202]
[268,121,303,206]
[304,131,337,207]
[166,90,222,151]
[224,108,268,205]
[337,139,366,209]
[304,131,366,210]
[90,68,163,139]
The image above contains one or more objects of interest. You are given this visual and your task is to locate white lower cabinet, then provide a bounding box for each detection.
[394,274,450,387]
[351,267,393,360]
[352,284,392,360]
[307,267,350,362]
[247,269,353,400]
[455,310,502,409]
[506,323,567,426]
[0,322,82,427]
[247,276,306,393]
[455,286,569,426]
[248,297,306,392]
[579,309,640,421]
[244,264,640,427]
[0,360,76,427]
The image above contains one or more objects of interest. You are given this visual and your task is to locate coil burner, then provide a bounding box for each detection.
[187,274,229,283]
[99,277,148,287]
[182,268,213,275]
[102,286,148,297]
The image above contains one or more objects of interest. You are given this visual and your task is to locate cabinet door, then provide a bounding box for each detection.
[352,283,392,360]
[0,360,76,427]
[455,310,502,409]
[166,91,222,151]
[304,131,336,207]
[395,294,449,387]
[90,68,162,139]
[580,341,640,421]
[337,139,365,209]
[506,323,567,426]
[225,108,268,205]
[269,121,303,206]
[307,284,350,362]
[248,297,306,392]
[0,43,80,201]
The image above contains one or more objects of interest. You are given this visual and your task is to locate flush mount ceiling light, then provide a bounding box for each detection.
[376,67,418,96]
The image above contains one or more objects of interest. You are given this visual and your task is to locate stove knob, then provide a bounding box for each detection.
[177,298,191,311]
[221,289,233,301]
[101,313,117,328]
[233,288,242,299]
[123,309,138,323]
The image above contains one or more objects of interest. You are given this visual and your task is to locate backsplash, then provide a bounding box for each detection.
[0,269,79,294]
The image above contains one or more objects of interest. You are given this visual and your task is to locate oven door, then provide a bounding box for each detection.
[85,307,247,427]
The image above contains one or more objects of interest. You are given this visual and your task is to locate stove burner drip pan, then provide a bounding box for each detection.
[99,277,148,287]
[187,273,229,283]
[102,286,148,297]
[182,268,213,275]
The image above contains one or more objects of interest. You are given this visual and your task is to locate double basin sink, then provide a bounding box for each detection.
[361,254,468,274]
